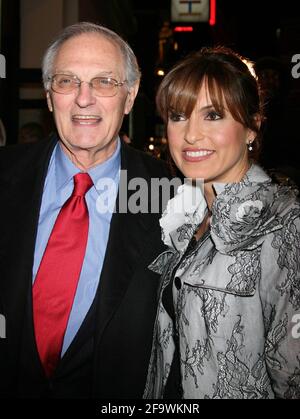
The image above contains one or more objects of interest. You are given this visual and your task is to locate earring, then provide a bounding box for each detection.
[248,142,253,151]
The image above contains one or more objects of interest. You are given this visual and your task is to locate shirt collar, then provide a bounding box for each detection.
[55,138,121,193]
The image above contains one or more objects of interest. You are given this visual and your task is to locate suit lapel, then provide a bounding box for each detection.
[1,137,57,349]
[94,143,163,343]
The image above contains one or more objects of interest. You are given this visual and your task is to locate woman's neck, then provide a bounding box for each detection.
[204,183,216,211]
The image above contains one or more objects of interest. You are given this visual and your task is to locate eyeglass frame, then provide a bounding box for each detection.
[48,73,128,97]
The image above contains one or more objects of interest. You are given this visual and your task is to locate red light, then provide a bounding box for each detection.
[174,26,194,32]
[209,0,216,26]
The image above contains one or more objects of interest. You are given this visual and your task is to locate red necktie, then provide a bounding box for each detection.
[33,173,93,377]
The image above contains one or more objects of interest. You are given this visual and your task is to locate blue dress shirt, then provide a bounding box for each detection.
[32,139,121,355]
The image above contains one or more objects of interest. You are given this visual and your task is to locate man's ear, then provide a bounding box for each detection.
[46,91,53,112]
[124,81,140,115]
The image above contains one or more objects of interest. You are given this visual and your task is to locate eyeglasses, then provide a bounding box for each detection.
[49,74,127,97]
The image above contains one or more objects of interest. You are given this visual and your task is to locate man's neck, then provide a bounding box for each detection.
[59,140,118,171]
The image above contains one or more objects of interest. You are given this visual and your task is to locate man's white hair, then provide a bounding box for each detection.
[42,21,141,90]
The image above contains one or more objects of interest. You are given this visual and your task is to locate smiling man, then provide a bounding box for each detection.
[0,22,170,398]
[45,29,137,169]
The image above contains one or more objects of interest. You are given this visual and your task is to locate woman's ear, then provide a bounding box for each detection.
[247,114,262,144]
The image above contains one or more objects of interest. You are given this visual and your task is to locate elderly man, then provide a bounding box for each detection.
[0,22,170,398]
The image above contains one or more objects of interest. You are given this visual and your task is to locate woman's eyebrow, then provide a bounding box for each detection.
[199,105,215,111]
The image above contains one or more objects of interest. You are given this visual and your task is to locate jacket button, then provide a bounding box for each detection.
[174,276,181,290]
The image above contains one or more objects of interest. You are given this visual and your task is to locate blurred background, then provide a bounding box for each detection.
[0,0,299,175]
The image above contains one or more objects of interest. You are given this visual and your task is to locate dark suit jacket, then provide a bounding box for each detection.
[0,135,171,398]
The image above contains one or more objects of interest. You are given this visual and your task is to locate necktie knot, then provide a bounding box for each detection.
[73,173,93,197]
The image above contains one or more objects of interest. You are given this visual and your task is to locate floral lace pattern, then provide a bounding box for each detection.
[271,208,300,310]
[210,171,298,254]
[144,164,300,399]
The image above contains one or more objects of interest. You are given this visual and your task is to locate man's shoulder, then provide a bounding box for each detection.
[0,142,33,163]
[121,143,171,179]
[0,137,56,176]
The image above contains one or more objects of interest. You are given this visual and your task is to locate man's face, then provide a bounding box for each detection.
[47,33,138,163]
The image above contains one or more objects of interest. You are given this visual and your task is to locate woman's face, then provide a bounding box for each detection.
[167,83,255,186]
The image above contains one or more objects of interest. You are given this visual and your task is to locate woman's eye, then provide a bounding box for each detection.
[205,111,222,121]
[169,112,186,122]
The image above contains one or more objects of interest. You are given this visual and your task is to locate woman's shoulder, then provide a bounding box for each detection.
[210,164,300,254]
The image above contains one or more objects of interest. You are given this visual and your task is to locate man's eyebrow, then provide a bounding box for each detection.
[95,71,114,76]
[53,70,76,75]
[53,70,115,77]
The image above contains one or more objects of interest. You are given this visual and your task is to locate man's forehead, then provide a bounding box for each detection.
[53,33,124,73]
[57,33,121,57]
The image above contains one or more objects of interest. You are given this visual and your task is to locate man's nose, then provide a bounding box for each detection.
[75,82,97,107]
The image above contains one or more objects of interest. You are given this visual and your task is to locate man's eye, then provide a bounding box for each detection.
[205,111,222,121]
[96,78,114,87]
[169,111,186,122]
[57,77,73,86]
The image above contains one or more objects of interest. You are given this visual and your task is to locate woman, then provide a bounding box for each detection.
[144,47,300,399]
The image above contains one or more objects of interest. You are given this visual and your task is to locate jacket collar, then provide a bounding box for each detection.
[212,164,271,196]
[160,164,299,255]
[210,164,299,254]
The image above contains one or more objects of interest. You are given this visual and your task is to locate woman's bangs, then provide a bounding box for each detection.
[206,76,228,116]
[207,74,245,123]
[167,73,203,117]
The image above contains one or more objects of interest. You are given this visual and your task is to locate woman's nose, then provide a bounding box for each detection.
[184,117,205,145]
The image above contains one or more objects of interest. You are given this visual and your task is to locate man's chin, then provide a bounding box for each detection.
[61,138,101,152]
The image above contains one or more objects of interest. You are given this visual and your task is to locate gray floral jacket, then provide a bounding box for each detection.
[144,165,300,399]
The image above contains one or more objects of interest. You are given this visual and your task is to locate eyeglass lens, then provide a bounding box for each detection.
[51,75,123,97]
